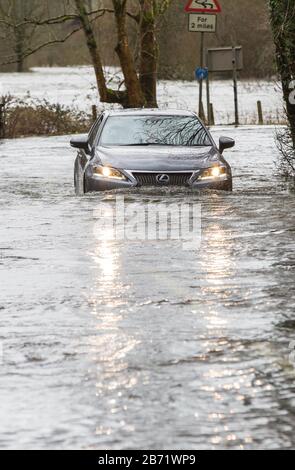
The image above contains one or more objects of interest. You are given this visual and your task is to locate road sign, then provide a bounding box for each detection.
[184,2,222,123]
[205,47,243,126]
[185,0,221,13]
[195,67,209,81]
[207,47,243,72]
[189,13,216,33]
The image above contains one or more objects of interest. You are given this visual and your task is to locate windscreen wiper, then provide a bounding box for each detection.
[122,143,174,146]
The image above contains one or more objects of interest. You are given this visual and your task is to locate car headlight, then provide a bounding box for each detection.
[93,165,127,181]
[199,166,227,180]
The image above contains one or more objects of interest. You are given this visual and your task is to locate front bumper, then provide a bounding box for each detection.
[85,168,232,192]
[191,175,232,191]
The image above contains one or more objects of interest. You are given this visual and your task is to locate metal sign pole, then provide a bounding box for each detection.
[205,49,210,125]
[185,3,221,120]
[198,32,205,120]
[232,47,239,126]
[206,73,211,125]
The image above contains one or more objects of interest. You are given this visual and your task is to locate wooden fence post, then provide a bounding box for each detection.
[257,100,264,125]
[0,100,4,139]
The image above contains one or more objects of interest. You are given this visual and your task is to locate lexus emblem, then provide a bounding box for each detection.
[156,174,170,184]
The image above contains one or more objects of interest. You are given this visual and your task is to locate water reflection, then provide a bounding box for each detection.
[200,215,235,331]
[92,231,117,281]
[100,115,211,147]
[202,221,234,281]
[197,209,252,447]
[88,212,139,445]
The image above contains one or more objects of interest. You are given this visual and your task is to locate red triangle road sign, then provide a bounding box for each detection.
[185,0,222,13]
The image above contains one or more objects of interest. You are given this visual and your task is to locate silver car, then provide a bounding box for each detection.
[71,109,235,194]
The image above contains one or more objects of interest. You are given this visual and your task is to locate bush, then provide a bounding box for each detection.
[0,94,93,139]
[277,125,295,179]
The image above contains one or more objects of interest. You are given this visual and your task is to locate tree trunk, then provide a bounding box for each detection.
[74,0,126,105]
[14,26,24,73]
[113,0,145,108]
[75,0,144,108]
[139,0,158,108]
[269,0,295,148]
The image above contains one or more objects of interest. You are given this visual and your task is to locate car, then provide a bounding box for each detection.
[70,109,235,194]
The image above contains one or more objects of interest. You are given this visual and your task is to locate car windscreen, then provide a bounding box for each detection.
[99,115,211,147]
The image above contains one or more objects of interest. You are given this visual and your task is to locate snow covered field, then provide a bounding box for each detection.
[0,66,284,125]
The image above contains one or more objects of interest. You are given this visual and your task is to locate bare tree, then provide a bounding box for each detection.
[0,0,45,72]
[73,0,171,107]
[0,0,171,107]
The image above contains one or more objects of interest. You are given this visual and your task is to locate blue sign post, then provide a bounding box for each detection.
[195,67,209,81]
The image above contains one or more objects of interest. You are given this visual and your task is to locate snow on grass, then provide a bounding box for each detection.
[0,66,284,125]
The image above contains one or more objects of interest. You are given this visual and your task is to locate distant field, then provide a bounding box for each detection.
[0,66,284,125]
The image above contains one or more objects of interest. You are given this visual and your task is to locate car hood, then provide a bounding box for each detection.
[94,145,220,171]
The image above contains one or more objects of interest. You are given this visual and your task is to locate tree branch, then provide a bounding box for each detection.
[0,7,140,29]
[0,11,106,66]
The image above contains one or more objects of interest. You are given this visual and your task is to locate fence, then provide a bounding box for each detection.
[0,100,274,139]
[0,99,4,139]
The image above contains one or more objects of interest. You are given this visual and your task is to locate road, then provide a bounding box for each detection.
[1,126,295,449]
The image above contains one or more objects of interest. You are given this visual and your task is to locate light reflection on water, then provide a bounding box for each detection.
[88,224,141,445]
[1,128,295,449]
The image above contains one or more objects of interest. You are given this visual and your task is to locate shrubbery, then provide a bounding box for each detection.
[269,0,295,179]
[0,95,93,139]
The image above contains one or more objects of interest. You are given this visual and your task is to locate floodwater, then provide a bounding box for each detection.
[0,126,295,450]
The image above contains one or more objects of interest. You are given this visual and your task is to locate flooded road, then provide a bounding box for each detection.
[1,126,295,450]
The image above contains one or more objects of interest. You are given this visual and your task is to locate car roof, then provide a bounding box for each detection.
[106,108,196,117]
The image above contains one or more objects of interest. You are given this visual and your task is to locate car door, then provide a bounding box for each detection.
[74,114,104,194]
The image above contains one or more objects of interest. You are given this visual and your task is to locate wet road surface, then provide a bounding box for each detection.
[1,126,295,449]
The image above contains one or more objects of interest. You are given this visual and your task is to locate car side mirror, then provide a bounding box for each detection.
[70,134,90,153]
[219,136,235,154]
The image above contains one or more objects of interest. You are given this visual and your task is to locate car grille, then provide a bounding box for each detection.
[133,172,193,187]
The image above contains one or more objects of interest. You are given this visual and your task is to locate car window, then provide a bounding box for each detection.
[88,115,103,148]
[99,115,211,147]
